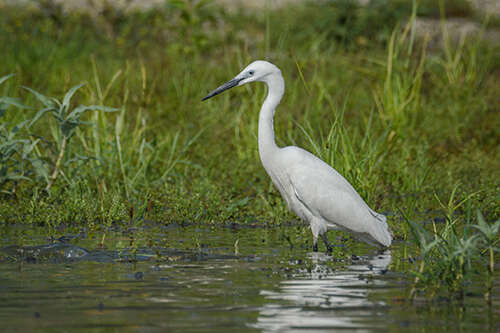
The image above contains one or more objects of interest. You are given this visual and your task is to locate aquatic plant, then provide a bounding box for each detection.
[407,189,499,302]
[473,211,500,304]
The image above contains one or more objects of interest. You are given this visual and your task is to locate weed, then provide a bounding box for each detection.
[0,74,48,194]
[473,211,500,304]
[407,191,499,302]
[24,83,117,192]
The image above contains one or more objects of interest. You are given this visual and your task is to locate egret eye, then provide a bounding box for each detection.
[248,70,255,76]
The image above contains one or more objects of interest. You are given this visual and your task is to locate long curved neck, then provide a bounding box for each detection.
[259,73,285,163]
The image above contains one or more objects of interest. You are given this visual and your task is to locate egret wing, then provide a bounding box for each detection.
[283,147,385,237]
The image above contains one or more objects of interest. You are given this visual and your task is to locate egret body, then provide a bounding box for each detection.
[202,61,392,251]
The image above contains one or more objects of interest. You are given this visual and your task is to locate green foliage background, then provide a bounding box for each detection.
[0,0,498,231]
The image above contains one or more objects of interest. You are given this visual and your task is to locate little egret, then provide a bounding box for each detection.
[202,60,392,252]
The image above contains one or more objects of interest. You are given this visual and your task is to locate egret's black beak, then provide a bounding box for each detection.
[202,78,242,101]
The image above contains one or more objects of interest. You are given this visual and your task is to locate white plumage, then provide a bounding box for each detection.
[203,60,392,251]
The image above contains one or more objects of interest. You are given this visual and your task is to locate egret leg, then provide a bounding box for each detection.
[320,233,333,253]
[313,236,318,252]
[311,224,320,252]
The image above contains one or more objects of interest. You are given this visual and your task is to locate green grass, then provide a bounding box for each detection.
[0,0,499,300]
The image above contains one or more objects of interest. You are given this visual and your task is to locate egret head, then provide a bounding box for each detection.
[202,60,281,101]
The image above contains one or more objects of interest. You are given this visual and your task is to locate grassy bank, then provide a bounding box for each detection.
[0,0,499,299]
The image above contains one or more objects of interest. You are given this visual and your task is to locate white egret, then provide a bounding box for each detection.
[202,60,392,252]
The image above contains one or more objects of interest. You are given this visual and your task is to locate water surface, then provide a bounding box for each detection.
[0,224,497,332]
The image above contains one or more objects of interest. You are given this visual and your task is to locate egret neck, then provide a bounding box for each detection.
[258,72,285,164]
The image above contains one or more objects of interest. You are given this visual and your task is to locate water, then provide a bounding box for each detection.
[0,224,498,332]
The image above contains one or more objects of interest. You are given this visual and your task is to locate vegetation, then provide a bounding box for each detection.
[0,0,498,301]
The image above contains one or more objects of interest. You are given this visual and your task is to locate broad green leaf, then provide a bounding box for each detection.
[0,97,28,110]
[53,113,64,122]
[22,139,40,159]
[473,210,500,241]
[30,159,49,180]
[67,104,118,120]
[0,74,15,85]
[423,238,441,254]
[4,173,31,181]
[472,223,490,237]
[91,105,118,113]
[64,154,96,166]
[51,97,61,108]
[66,105,90,119]
[23,86,55,108]
[29,107,54,128]
[493,221,500,234]
[62,83,85,112]
[406,218,429,247]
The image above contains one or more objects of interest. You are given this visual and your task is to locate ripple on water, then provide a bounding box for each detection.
[0,225,496,332]
[254,251,392,332]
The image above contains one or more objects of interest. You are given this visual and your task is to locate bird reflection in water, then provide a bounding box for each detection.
[254,250,392,332]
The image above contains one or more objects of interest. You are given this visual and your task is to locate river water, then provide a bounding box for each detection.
[0,224,498,332]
